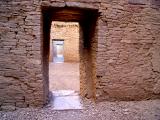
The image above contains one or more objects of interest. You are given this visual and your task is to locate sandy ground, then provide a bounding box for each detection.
[0,99,160,120]
[49,62,80,92]
[0,63,160,119]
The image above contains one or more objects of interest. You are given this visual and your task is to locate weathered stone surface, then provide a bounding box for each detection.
[151,0,160,6]
[151,46,160,72]
[1,105,16,111]
[41,1,65,7]
[0,0,160,111]
[128,0,148,5]
[66,2,99,9]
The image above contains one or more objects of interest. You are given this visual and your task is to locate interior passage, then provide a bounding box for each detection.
[49,62,80,92]
[49,21,80,92]
[49,21,81,110]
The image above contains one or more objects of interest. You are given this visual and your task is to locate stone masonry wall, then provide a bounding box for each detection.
[96,0,160,101]
[0,0,160,111]
[50,22,79,62]
[0,0,46,111]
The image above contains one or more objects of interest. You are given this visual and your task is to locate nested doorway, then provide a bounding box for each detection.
[42,7,99,107]
[51,39,64,63]
[49,21,80,92]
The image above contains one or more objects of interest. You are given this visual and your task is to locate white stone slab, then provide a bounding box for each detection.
[50,90,83,110]
[52,90,79,96]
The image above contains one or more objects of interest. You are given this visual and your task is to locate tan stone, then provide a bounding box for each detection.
[1,105,16,111]
[0,0,160,111]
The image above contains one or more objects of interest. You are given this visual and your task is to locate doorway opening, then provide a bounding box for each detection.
[42,7,99,109]
[49,21,80,91]
[51,39,64,63]
[49,21,80,109]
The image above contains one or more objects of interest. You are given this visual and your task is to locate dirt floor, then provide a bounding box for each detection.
[49,62,80,92]
[0,99,160,120]
[1,63,160,119]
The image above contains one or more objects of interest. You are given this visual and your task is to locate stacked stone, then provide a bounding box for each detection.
[0,0,160,111]
[96,0,160,101]
[0,0,46,111]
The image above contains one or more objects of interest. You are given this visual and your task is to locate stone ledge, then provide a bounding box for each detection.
[41,1,65,8]
[151,0,160,6]
[1,105,16,111]
[41,1,99,10]
[128,0,148,5]
[65,2,99,10]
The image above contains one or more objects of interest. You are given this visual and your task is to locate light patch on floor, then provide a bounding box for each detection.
[49,62,80,91]
[50,90,83,110]
[49,63,81,110]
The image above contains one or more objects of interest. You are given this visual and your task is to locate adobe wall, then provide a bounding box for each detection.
[0,0,160,111]
[50,22,79,62]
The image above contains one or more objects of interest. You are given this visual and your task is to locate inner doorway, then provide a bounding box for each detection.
[49,21,81,110]
[52,39,64,63]
[49,21,80,92]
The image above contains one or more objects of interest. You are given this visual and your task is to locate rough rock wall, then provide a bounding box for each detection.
[0,0,160,111]
[0,0,47,111]
[96,0,160,101]
[50,22,79,62]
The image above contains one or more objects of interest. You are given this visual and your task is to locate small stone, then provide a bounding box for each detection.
[1,105,16,111]
[128,0,147,5]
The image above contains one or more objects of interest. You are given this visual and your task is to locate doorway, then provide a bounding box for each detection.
[49,21,80,92]
[42,7,99,108]
[49,21,81,109]
[51,39,64,63]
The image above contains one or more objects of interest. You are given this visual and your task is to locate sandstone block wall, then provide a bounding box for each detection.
[50,22,79,62]
[96,0,160,101]
[0,0,160,111]
[0,0,47,111]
